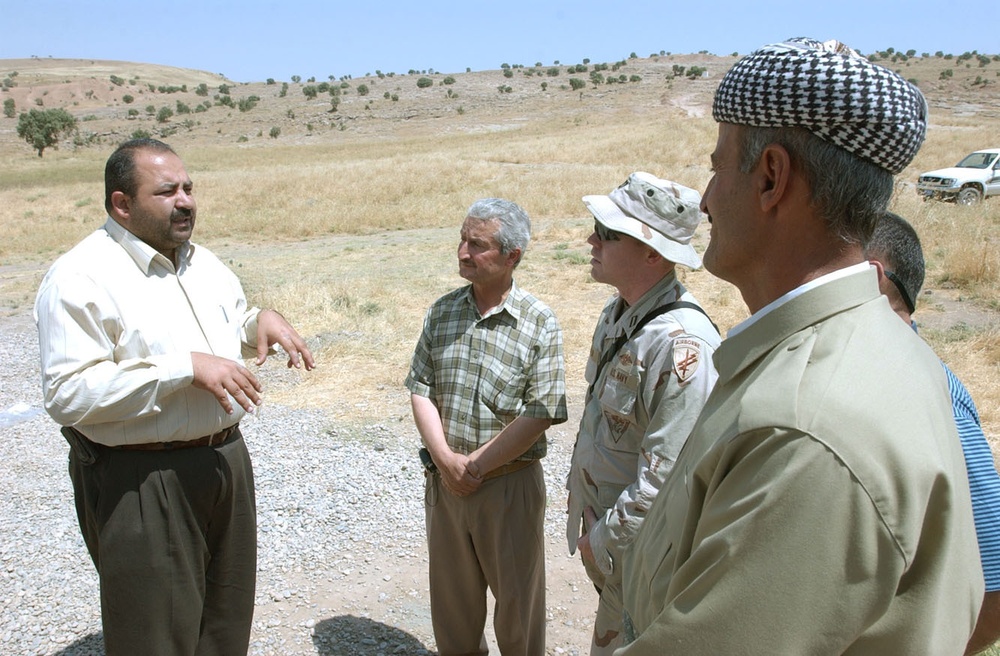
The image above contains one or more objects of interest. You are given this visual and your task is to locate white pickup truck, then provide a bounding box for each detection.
[916,148,1000,205]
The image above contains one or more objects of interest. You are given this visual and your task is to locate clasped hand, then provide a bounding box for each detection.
[438,452,484,497]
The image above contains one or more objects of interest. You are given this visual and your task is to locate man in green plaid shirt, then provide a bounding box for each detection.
[406,198,568,655]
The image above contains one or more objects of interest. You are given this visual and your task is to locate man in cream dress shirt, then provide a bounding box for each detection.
[35,138,314,655]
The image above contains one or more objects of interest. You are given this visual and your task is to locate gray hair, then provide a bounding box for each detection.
[466,198,531,266]
[737,126,893,245]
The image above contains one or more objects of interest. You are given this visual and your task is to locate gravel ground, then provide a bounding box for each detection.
[0,315,593,655]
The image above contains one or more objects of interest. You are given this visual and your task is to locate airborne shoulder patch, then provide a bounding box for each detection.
[672,338,702,384]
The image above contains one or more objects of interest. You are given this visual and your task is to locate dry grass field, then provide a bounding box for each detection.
[2,49,997,448]
[1,48,999,654]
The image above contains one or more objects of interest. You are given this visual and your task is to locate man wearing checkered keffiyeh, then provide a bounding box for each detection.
[617,38,983,655]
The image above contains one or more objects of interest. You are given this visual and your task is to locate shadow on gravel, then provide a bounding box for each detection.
[52,632,104,655]
[312,615,433,655]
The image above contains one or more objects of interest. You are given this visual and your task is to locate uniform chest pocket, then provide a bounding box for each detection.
[599,356,639,416]
[598,355,640,446]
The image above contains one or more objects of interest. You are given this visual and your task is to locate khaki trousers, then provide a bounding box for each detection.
[69,429,256,656]
[425,460,546,656]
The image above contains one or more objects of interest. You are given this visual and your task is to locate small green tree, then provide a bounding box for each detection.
[122,94,134,104]
[269,126,280,138]
[16,108,77,157]
[3,98,15,118]
[569,78,586,90]
[156,106,174,123]
[416,77,434,88]
[302,85,318,99]
[356,83,369,96]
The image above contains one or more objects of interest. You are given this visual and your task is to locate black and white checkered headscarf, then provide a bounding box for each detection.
[713,37,927,174]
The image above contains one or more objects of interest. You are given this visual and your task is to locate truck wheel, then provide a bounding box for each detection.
[957,187,982,206]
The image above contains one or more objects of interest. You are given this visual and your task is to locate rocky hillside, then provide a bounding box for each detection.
[1,49,997,155]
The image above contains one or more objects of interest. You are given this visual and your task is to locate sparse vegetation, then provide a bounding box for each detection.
[3,98,14,118]
[237,96,259,112]
[416,77,433,89]
[0,54,999,491]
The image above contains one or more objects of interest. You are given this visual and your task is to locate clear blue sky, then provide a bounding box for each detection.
[3,0,998,83]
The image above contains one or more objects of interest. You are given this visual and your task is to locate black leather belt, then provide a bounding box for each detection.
[114,424,239,451]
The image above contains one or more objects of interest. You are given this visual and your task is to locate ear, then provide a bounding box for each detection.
[868,258,886,282]
[868,258,896,299]
[506,248,522,268]
[109,190,131,221]
[756,144,792,213]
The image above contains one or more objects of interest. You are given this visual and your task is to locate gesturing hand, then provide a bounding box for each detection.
[256,309,316,371]
[192,352,263,414]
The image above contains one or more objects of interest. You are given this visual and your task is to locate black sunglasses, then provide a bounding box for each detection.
[884,269,916,314]
[593,221,621,242]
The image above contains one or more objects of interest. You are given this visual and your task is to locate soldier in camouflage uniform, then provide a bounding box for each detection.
[566,172,721,655]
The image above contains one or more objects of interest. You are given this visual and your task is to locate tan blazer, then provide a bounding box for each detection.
[619,268,982,655]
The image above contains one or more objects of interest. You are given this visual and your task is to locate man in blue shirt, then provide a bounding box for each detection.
[865,211,1000,654]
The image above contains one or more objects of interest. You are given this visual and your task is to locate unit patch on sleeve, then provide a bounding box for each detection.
[672,338,703,384]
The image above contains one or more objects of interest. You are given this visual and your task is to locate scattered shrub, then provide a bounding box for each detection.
[416,77,433,88]
[269,126,280,138]
[237,96,259,112]
[16,108,77,157]
[569,78,586,90]
[156,106,173,123]
[122,94,134,104]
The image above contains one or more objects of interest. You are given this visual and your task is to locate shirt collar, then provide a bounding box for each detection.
[728,262,870,338]
[103,217,194,274]
[464,279,522,323]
